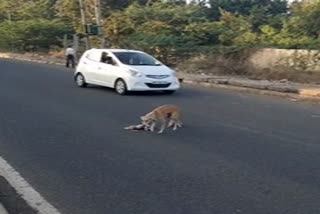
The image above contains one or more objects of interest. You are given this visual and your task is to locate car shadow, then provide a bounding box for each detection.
[85,85,181,97]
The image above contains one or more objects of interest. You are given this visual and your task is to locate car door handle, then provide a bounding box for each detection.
[83,62,87,64]
[98,67,102,70]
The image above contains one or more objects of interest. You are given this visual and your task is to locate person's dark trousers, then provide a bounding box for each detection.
[66,54,75,68]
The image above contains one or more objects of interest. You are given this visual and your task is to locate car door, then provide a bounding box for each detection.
[97,52,120,87]
[84,50,102,84]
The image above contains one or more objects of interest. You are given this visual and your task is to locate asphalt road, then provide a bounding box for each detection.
[1,59,320,214]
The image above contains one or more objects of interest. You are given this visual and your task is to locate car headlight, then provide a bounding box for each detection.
[171,69,177,77]
[127,69,143,77]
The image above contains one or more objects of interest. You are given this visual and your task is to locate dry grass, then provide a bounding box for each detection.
[48,49,65,59]
[176,54,250,76]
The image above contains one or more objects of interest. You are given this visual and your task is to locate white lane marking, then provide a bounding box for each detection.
[0,204,9,214]
[311,115,320,118]
[0,156,62,214]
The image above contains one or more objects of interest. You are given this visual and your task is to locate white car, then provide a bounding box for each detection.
[74,48,180,95]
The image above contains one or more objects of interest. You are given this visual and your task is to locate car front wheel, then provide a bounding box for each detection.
[115,79,128,95]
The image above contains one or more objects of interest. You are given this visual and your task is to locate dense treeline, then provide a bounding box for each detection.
[0,0,319,59]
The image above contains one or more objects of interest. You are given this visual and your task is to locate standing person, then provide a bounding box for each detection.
[65,45,75,68]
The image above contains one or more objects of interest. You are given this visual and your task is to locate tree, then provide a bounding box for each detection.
[288,0,320,38]
[54,0,81,30]
[103,2,209,62]
[0,0,54,21]
[103,11,134,47]
[0,19,72,51]
[218,10,258,46]
[184,21,223,45]
[16,0,54,19]
[206,0,288,20]
[257,0,320,48]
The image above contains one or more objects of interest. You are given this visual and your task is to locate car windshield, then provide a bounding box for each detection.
[112,51,161,66]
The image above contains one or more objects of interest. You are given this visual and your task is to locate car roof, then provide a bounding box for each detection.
[90,48,143,53]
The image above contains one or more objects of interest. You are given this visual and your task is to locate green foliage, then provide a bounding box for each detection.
[217,10,258,46]
[206,0,288,20]
[184,21,223,45]
[258,1,320,49]
[0,19,72,51]
[288,0,320,38]
[2,0,320,62]
[103,2,210,62]
[54,0,81,30]
[103,11,135,47]
[0,0,54,21]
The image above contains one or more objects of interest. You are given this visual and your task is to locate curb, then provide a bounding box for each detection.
[180,79,320,103]
[179,77,300,94]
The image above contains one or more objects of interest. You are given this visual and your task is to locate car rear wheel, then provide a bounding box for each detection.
[75,73,87,88]
[115,79,128,95]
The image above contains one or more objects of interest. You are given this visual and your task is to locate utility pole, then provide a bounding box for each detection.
[7,10,13,51]
[7,11,11,24]
[94,0,105,48]
[78,0,90,50]
[73,34,79,63]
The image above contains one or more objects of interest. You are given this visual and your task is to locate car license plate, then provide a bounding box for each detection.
[152,81,168,84]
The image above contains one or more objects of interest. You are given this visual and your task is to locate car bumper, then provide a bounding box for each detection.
[126,76,180,91]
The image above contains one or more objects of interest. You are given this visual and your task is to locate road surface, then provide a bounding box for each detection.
[0,59,320,214]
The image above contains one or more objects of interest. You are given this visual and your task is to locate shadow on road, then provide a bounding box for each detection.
[82,84,214,98]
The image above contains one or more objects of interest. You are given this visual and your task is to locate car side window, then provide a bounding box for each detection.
[100,52,108,63]
[100,52,116,66]
[86,51,101,62]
